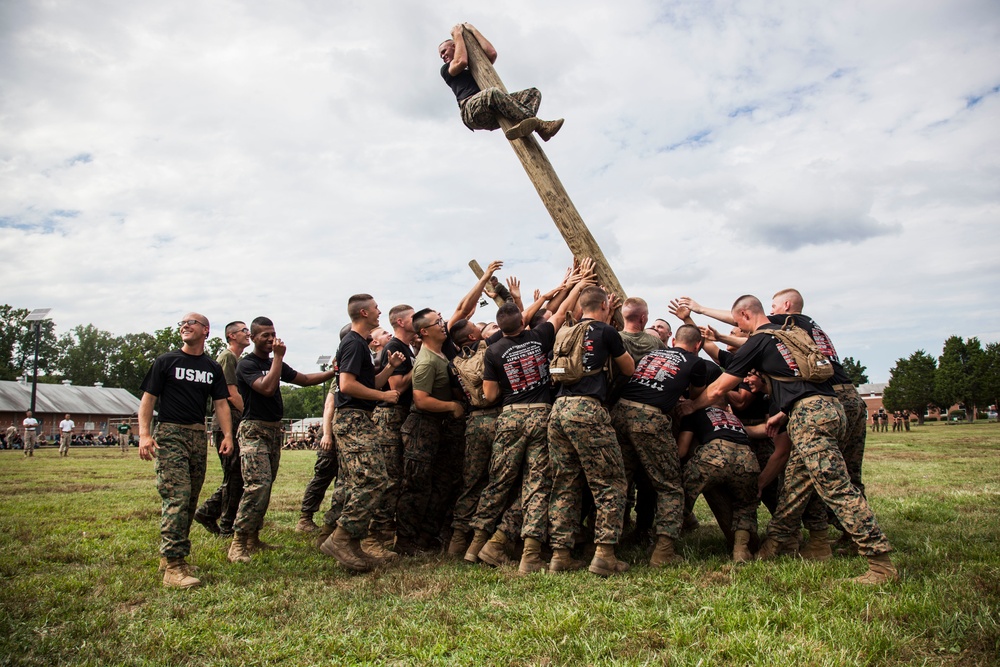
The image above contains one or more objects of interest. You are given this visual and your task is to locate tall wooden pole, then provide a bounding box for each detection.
[461,27,627,307]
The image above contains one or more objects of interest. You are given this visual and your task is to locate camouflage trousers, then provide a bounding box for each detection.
[233,420,283,535]
[461,87,541,132]
[299,446,337,517]
[835,384,867,494]
[322,409,388,539]
[396,412,465,544]
[370,405,407,533]
[197,429,243,531]
[452,409,500,533]
[611,401,685,540]
[767,396,892,556]
[803,384,869,531]
[23,431,36,455]
[547,397,627,548]
[153,423,208,559]
[471,406,552,541]
[683,439,760,534]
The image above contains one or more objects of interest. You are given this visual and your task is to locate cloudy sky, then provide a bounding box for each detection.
[2,0,998,383]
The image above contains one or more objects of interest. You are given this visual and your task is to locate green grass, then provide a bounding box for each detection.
[1,422,998,666]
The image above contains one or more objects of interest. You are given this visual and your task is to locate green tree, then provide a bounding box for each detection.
[882,350,937,425]
[980,342,1000,416]
[935,336,988,422]
[57,324,117,387]
[840,356,869,386]
[206,336,226,358]
[280,385,326,420]
[108,333,163,397]
[0,305,59,381]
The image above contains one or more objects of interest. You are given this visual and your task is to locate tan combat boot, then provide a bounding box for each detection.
[504,117,540,140]
[755,536,795,560]
[732,530,752,563]
[158,557,199,574]
[535,118,564,142]
[319,526,371,573]
[247,531,280,553]
[548,548,587,573]
[799,529,833,561]
[589,544,629,577]
[478,532,511,567]
[295,514,319,533]
[227,532,252,563]
[464,529,490,564]
[162,558,201,589]
[446,530,470,557]
[314,522,335,550]
[649,536,683,567]
[518,537,546,574]
[852,553,899,585]
[361,534,399,562]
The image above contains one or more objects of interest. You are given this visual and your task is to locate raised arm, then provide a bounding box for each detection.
[676,296,736,326]
[449,259,503,327]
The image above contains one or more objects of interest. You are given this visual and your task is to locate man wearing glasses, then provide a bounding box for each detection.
[138,313,233,589]
[195,321,250,537]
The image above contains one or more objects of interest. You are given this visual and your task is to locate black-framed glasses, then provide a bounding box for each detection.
[178,320,208,327]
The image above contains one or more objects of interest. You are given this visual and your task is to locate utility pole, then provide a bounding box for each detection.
[461,26,627,310]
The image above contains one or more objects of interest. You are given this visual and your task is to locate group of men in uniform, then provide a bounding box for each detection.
[138,263,897,588]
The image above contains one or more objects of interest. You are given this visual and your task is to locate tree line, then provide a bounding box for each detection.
[1,305,225,398]
[882,336,1000,424]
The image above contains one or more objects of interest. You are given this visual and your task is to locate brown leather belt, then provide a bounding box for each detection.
[174,423,207,431]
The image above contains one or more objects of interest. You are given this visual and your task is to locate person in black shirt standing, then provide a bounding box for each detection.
[226,316,335,564]
[611,324,707,567]
[677,295,897,585]
[138,312,232,589]
[319,295,405,572]
[439,23,563,141]
[548,285,636,577]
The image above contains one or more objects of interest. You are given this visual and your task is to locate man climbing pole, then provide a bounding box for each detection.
[439,23,564,141]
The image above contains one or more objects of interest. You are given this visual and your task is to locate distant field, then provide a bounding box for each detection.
[1,422,998,666]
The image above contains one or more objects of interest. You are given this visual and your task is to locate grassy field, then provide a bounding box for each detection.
[1,422,998,666]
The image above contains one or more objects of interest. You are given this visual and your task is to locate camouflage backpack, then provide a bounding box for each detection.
[550,320,605,385]
[750,316,834,384]
[452,340,491,407]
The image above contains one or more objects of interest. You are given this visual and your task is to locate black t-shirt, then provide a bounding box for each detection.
[336,331,378,411]
[441,63,480,104]
[555,319,627,402]
[768,314,851,385]
[680,405,750,446]
[484,322,556,406]
[237,353,298,422]
[377,337,415,409]
[140,350,229,425]
[618,347,707,413]
[725,324,836,414]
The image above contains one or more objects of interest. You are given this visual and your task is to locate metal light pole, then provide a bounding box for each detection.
[316,355,331,399]
[24,309,52,415]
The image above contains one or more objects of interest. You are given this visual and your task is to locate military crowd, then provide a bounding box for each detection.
[138,259,897,589]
